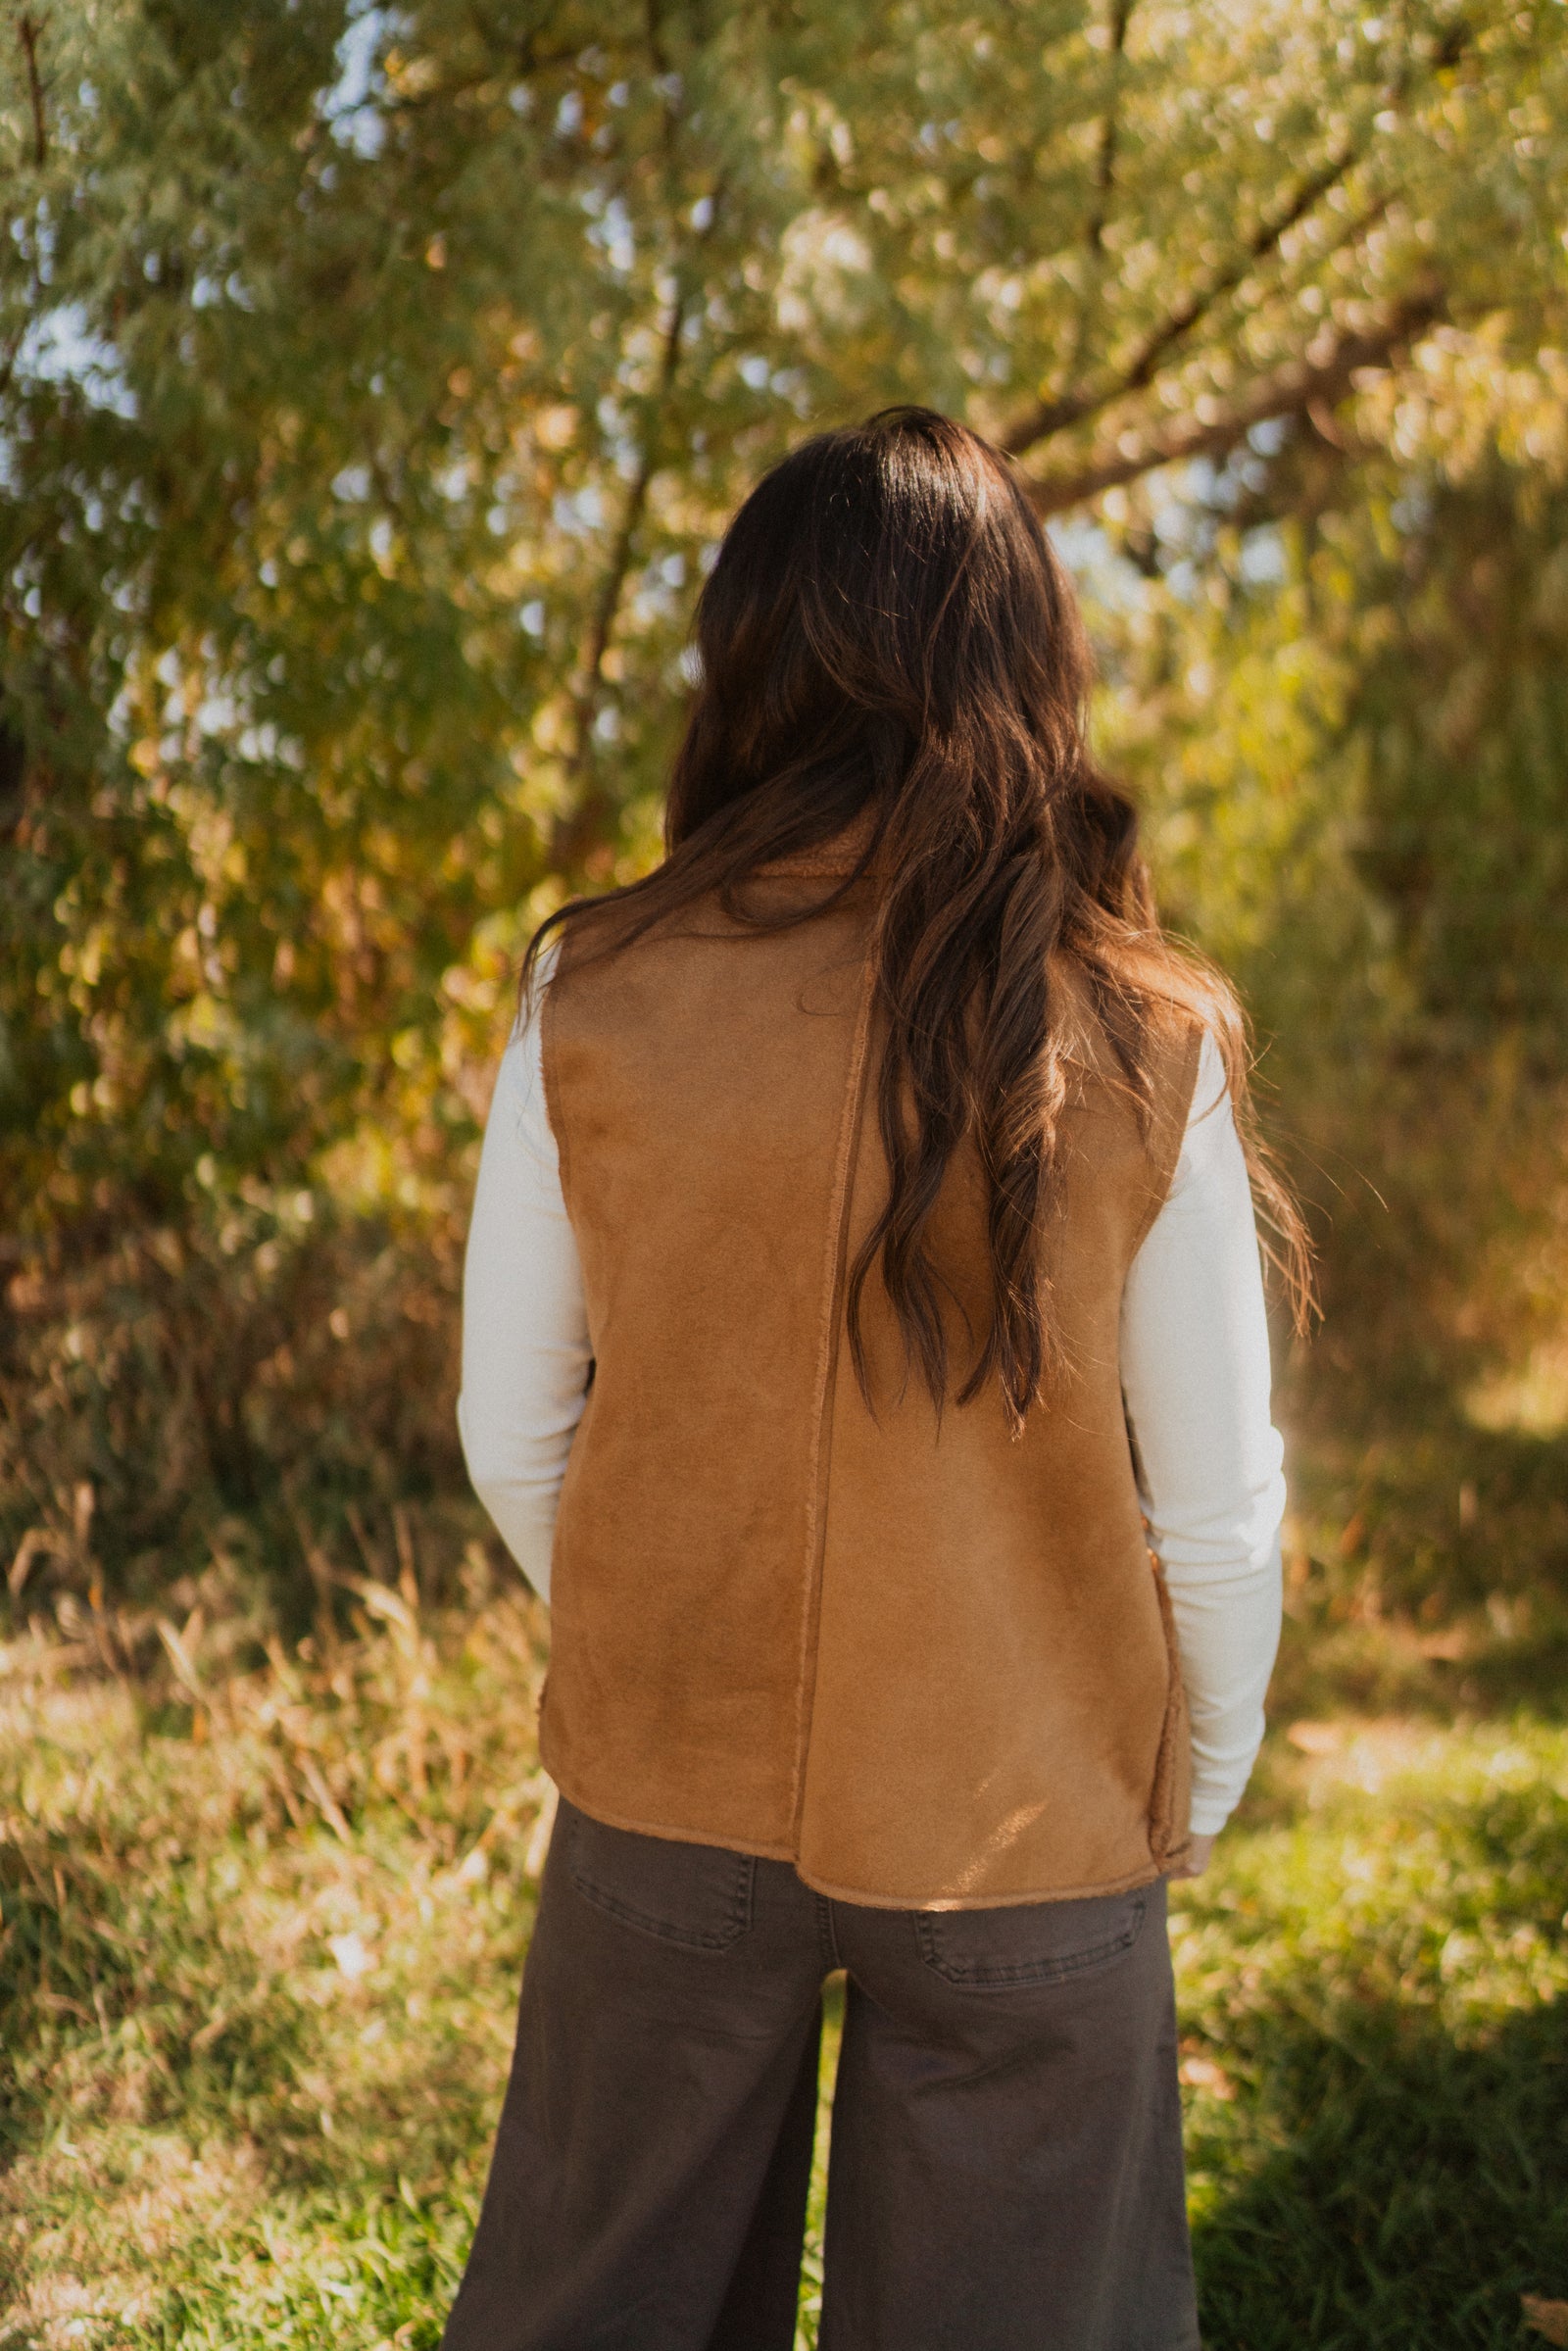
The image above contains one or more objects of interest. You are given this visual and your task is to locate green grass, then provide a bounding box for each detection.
[1181,1722,1568,2346]
[4,1533,1568,2348]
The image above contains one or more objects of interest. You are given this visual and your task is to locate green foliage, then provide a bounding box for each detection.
[2,0,1565,1231]
[1098,417,1568,1062]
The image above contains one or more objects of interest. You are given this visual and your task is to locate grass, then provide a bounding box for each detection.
[0,1549,549,2348]
[4,1571,1567,2349]
[1180,1720,1568,2346]
[6,1324,1568,2348]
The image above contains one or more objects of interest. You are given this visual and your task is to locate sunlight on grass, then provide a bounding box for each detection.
[2,1585,1566,2349]
[0,1573,550,2349]
[1466,1344,1568,1442]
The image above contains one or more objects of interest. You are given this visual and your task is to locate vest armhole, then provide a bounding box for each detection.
[1126,1017,1205,1257]
[536,939,573,1205]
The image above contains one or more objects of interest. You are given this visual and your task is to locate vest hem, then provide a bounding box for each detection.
[544,1771,1172,1912]
[543,1774,804,1868]
[790,1853,1170,1913]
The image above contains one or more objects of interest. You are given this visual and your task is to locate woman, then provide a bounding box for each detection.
[447,408,1306,2351]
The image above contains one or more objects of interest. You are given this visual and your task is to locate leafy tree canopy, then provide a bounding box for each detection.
[2,2,1568,1588]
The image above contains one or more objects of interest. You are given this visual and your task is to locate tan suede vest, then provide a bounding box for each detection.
[538,836,1201,1908]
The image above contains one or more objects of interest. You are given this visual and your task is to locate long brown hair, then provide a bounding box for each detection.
[526,407,1311,1425]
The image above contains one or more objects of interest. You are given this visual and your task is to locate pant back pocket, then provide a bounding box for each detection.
[915,1886,1149,1988]
[564,1802,756,1952]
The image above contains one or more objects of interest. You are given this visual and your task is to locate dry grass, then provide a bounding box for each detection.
[0,1536,550,2349]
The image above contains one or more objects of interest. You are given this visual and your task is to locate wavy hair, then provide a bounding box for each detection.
[525,407,1312,1426]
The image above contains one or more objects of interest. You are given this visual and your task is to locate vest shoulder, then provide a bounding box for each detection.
[545,878,874,997]
[1053,962,1202,1102]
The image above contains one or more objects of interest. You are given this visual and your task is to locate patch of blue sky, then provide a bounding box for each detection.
[1237,528,1288,586]
[554,484,607,534]
[585,196,636,276]
[318,3,407,161]
[16,301,136,418]
[1051,514,1146,615]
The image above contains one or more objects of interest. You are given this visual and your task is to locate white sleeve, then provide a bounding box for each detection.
[456,967,590,1603]
[1120,1031,1288,1837]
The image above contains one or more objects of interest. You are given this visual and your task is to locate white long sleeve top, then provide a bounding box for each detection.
[459,997,1287,1838]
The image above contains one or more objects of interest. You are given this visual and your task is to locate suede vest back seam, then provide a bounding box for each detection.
[786,955,877,1837]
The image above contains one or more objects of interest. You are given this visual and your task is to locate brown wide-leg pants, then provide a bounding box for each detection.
[443,1800,1199,2351]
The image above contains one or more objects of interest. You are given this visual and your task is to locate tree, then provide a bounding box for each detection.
[2,0,1565,1584]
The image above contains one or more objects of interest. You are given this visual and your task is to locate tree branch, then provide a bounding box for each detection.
[546,321,680,872]
[1003,16,1476,463]
[1062,0,1135,385]
[17,11,46,167]
[1018,288,1443,516]
[565,287,686,752]
[547,3,716,869]
[1004,135,1363,457]
[1085,0,1133,259]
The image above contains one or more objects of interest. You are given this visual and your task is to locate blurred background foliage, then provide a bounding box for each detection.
[7,6,1568,2343]
[2,0,1568,1637]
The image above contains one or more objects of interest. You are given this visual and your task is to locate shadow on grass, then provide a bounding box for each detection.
[1195,1993,1568,2350]
[1262,1381,1568,1731]
[1186,1764,1568,2350]
[1285,1377,1568,1615]
[1266,1606,1568,1735]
